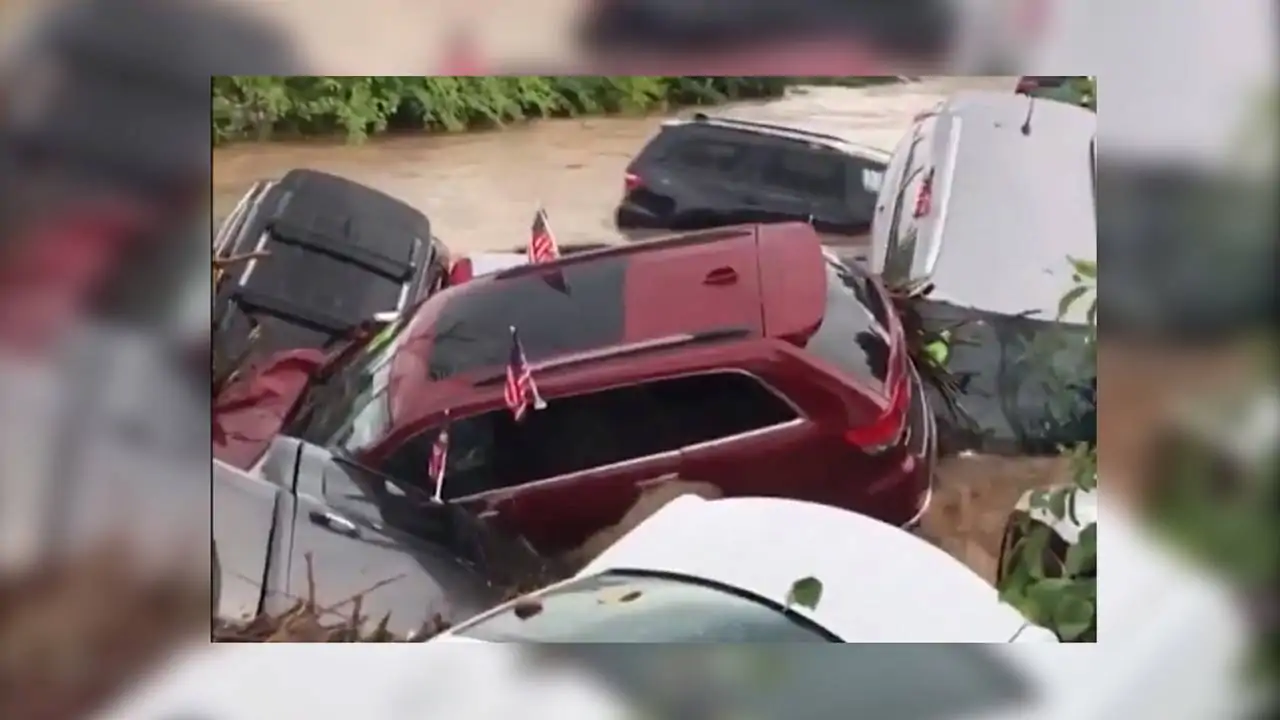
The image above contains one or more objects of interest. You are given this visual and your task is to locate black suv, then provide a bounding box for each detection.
[214,169,450,371]
[615,113,891,254]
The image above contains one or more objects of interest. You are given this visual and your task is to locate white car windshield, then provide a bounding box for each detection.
[453,571,835,643]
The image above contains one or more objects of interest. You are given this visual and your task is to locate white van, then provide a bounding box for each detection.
[869,89,1096,320]
[868,90,1097,454]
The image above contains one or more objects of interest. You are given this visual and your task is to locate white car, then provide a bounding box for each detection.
[432,494,1056,643]
[105,495,1258,720]
[868,90,1097,454]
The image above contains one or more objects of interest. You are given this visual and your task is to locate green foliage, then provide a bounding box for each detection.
[998,443,1098,641]
[785,576,824,611]
[1027,76,1096,111]
[212,76,885,144]
[997,259,1098,642]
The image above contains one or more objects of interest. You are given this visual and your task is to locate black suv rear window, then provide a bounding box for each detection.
[426,257,628,380]
[803,255,892,389]
[654,126,755,175]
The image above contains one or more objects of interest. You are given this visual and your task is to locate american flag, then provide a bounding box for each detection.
[504,326,546,421]
[528,206,560,264]
[428,423,449,502]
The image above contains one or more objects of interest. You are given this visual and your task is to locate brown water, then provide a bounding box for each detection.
[212,78,1017,253]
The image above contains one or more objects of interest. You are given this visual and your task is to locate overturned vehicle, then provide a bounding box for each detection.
[866,90,1097,455]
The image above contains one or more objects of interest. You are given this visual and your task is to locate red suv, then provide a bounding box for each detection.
[215,223,935,554]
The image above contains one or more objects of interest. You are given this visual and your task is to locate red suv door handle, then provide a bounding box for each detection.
[704,267,738,286]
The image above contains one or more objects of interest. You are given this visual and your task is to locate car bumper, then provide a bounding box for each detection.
[614,201,666,230]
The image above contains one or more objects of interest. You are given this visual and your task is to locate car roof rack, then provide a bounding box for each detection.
[676,113,890,159]
[473,326,750,386]
[689,112,849,145]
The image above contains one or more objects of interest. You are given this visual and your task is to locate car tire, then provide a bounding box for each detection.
[213,169,440,366]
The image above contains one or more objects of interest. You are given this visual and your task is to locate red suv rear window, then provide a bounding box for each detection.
[803,255,893,389]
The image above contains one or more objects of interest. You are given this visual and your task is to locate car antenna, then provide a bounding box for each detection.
[1020,96,1036,136]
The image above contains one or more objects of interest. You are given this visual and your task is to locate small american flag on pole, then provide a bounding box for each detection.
[504,326,546,421]
[428,422,449,502]
[528,206,560,264]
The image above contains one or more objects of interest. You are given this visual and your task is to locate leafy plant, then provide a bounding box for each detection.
[786,576,824,611]
[995,259,1098,641]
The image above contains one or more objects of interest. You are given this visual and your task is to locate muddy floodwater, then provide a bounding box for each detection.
[213,78,1017,252]
[214,77,1061,583]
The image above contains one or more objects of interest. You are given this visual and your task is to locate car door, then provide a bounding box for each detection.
[213,460,292,623]
[467,386,683,557]
[668,370,814,500]
[282,443,500,635]
[662,128,770,226]
[745,143,827,225]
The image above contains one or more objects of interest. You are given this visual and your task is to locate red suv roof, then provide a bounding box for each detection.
[387,223,827,425]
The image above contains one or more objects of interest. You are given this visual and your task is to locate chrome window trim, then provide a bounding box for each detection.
[214,179,273,255]
[426,368,808,504]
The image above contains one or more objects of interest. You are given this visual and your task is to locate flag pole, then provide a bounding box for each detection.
[431,408,450,503]
[511,325,547,409]
[537,201,560,253]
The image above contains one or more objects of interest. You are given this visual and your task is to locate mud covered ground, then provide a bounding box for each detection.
[919,454,1072,583]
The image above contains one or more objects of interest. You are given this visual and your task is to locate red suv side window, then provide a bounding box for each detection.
[380,372,797,500]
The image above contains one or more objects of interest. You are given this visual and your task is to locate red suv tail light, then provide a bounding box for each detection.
[624,172,644,194]
[844,373,910,453]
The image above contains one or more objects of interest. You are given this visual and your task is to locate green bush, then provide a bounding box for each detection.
[997,257,1098,642]
[212,76,895,145]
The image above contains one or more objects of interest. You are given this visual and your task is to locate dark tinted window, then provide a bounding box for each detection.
[804,256,892,388]
[291,316,413,451]
[455,571,834,642]
[757,146,849,200]
[426,257,628,381]
[382,372,796,499]
[664,130,753,174]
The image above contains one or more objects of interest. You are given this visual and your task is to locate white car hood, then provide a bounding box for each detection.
[583,495,1042,643]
